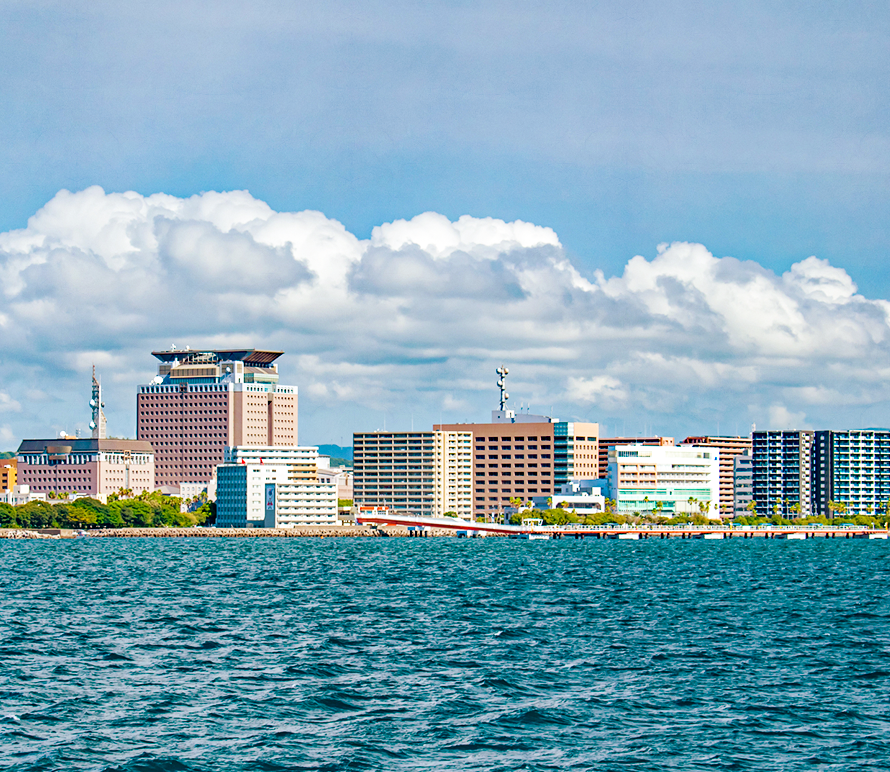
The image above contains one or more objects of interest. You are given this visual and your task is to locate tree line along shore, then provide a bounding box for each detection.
[4,491,890,534]
[0,491,214,531]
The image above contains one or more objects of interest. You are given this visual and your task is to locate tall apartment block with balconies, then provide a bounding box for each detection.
[751,431,815,517]
[136,348,298,488]
[352,431,473,517]
[812,430,890,517]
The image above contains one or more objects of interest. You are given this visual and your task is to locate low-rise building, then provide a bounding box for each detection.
[532,480,606,515]
[0,484,47,506]
[16,438,155,498]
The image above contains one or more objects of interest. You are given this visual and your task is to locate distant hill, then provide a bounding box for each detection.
[317,444,353,462]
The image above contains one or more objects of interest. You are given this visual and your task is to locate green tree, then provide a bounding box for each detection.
[16,500,58,528]
[0,502,17,527]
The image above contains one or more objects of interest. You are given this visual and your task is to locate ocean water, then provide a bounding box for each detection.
[1,538,889,772]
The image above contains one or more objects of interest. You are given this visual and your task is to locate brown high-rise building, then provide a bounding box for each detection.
[136,348,298,488]
[683,435,752,517]
[436,412,599,518]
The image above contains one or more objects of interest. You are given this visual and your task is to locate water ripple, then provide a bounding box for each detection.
[1,538,889,770]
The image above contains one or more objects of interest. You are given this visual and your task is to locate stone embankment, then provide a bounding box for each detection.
[0,529,64,539]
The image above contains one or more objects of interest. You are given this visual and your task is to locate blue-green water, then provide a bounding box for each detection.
[2,538,889,771]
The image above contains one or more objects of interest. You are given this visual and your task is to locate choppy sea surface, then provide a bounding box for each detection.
[2,538,890,771]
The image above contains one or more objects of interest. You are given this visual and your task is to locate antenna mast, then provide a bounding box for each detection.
[496,365,509,411]
[90,365,107,439]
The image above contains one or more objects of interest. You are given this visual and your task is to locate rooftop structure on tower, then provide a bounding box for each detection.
[149,347,284,385]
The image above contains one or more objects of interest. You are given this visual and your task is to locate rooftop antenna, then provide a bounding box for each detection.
[89,365,107,439]
[496,365,509,411]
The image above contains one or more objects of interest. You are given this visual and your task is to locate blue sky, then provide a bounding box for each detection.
[1,1,889,446]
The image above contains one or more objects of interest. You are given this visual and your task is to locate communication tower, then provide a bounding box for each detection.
[496,365,509,411]
[90,365,107,439]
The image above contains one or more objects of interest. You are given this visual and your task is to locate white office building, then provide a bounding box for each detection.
[607,444,720,518]
[531,479,606,515]
[216,446,338,528]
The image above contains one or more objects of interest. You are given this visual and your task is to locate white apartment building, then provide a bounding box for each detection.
[353,431,473,518]
[733,454,753,517]
[216,446,338,527]
[607,444,720,517]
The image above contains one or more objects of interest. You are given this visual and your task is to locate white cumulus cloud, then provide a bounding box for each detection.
[0,186,887,446]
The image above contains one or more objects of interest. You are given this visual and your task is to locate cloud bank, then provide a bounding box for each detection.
[1,186,888,444]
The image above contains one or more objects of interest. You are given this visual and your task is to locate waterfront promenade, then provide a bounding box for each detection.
[2,521,888,540]
[354,512,890,540]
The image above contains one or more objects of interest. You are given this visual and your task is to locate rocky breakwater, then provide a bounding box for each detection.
[86,526,459,538]
[0,529,63,539]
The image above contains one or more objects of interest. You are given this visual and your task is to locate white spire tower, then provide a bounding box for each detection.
[90,365,107,439]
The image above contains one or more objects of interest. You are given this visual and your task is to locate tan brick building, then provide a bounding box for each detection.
[17,439,154,498]
[436,415,599,518]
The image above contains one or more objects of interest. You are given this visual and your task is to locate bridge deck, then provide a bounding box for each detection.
[355,513,889,539]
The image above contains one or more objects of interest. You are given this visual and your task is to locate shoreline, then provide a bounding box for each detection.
[0,526,465,539]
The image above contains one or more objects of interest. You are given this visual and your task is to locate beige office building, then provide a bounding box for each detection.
[136,348,298,488]
[16,438,155,498]
[684,436,752,517]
